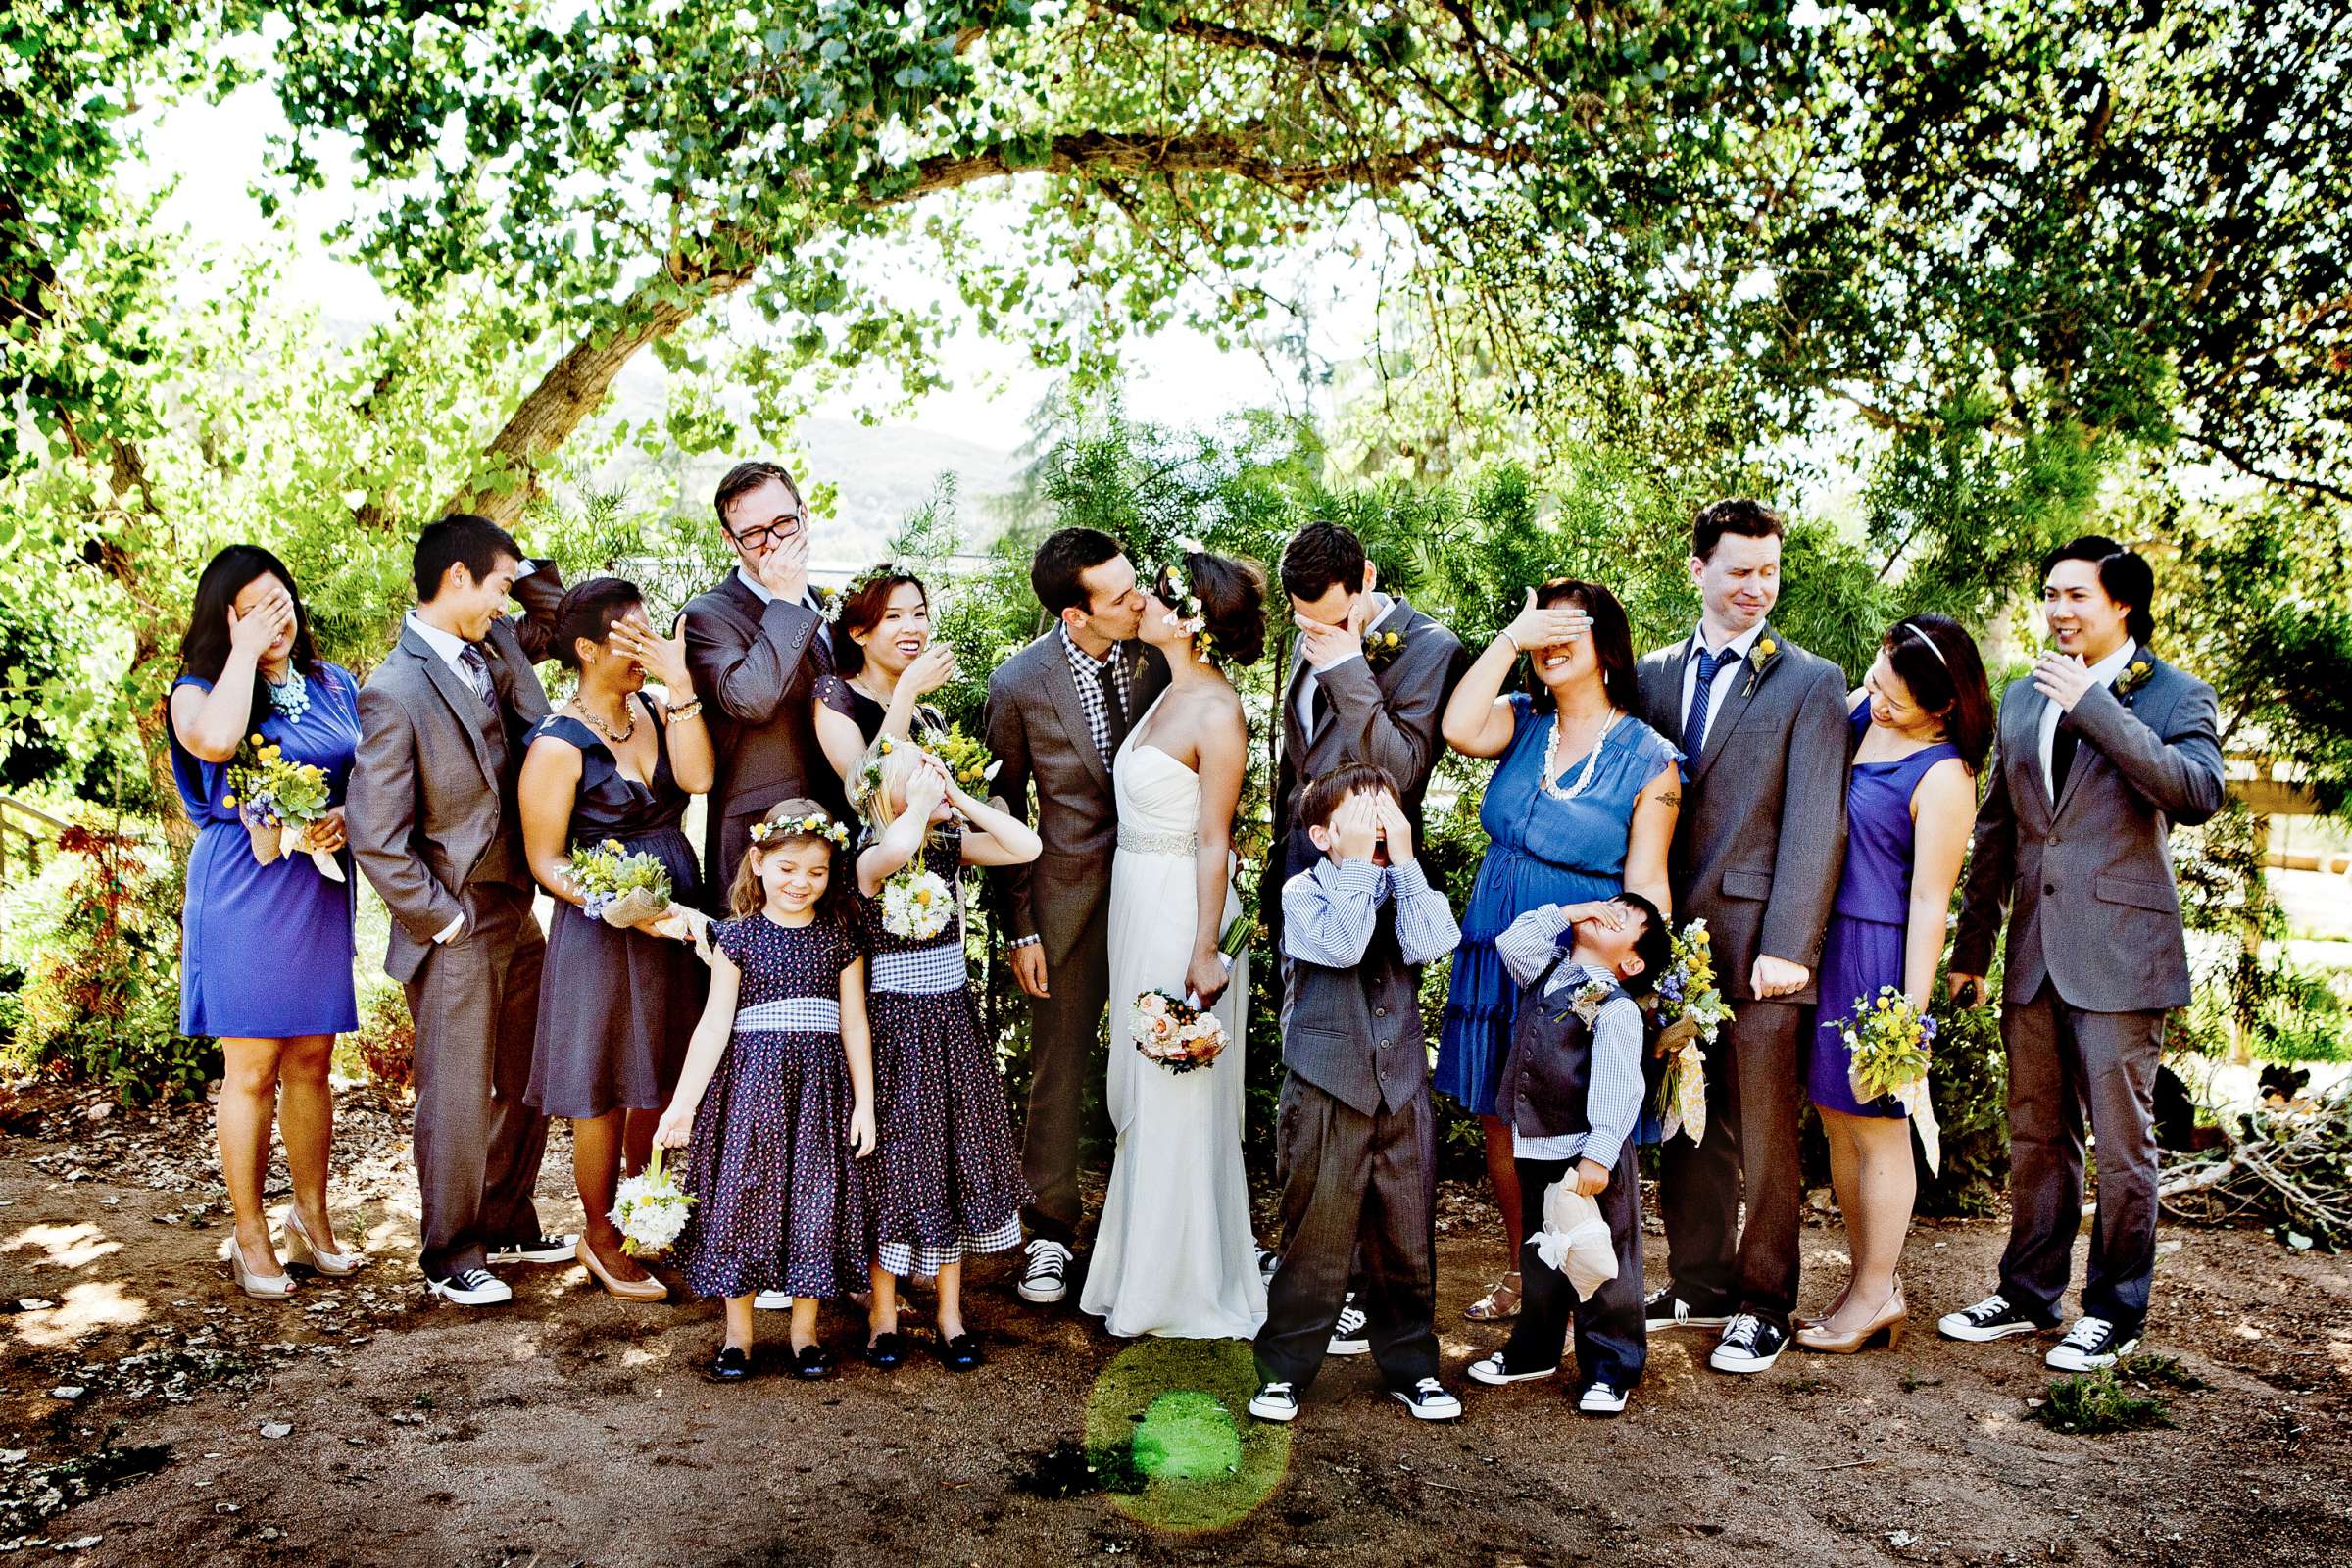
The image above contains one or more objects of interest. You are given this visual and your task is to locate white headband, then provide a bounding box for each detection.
[1900,621,1950,669]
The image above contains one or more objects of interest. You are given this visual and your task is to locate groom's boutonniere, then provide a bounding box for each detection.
[2112,657,2154,704]
[1365,624,1406,667]
[1742,634,1780,697]
[814,584,843,625]
[1568,979,1614,1025]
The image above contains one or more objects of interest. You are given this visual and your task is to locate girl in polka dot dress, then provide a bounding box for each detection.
[853,742,1041,1373]
[655,799,873,1383]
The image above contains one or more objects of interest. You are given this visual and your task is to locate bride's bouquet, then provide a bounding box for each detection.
[222,735,344,882]
[881,864,956,940]
[1650,917,1731,1146]
[609,1146,695,1256]
[1131,988,1228,1074]
[1840,986,1943,1174]
[567,838,674,928]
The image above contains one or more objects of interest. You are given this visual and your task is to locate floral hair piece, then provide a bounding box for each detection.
[843,560,923,603]
[749,812,850,850]
[1157,536,1215,666]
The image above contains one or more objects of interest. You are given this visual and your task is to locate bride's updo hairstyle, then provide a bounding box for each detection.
[1164,550,1268,668]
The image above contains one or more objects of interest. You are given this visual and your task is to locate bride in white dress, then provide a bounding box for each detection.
[1080,547,1269,1340]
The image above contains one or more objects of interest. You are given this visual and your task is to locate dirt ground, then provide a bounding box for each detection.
[3,1081,2347,1567]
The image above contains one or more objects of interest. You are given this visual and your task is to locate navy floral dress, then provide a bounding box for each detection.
[675,914,871,1300]
[857,823,1031,1277]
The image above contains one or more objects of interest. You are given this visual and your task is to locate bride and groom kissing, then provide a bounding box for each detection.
[982,521,1466,1346]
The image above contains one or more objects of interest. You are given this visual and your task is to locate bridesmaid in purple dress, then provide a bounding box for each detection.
[169,546,365,1299]
[1798,614,1990,1353]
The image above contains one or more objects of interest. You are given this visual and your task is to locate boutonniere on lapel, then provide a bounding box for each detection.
[1568,978,1613,1025]
[814,585,843,625]
[2111,657,2154,705]
[1741,634,1780,698]
[1364,623,1406,667]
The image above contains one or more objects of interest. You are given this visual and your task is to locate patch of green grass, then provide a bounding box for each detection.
[2034,1353,2205,1434]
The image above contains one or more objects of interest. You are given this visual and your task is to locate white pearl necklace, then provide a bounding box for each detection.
[1539,710,1620,804]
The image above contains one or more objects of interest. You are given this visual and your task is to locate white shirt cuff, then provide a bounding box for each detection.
[513,559,537,579]
[433,913,466,944]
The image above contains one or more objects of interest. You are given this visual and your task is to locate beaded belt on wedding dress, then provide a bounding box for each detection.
[732,999,841,1033]
[870,943,966,994]
[1118,825,1199,856]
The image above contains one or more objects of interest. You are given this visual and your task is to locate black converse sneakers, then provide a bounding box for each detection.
[2045,1315,2141,1372]
[1936,1292,2050,1343]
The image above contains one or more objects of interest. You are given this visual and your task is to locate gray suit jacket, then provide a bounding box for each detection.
[1952,655,2225,1012]
[982,631,1167,959]
[348,569,563,984]
[1270,600,1469,879]
[681,572,846,902]
[1633,622,1851,1004]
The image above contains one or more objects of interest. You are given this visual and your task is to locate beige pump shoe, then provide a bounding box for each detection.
[220,1234,295,1299]
[281,1206,366,1277]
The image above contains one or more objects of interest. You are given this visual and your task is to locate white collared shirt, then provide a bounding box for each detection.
[1297,592,1400,738]
[1678,619,1769,752]
[404,611,475,679]
[735,564,827,620]
[2039,637,2138,800]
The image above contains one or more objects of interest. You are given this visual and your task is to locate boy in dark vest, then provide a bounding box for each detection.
[1250,763,1463,1424]
[1465,893,1670,1416]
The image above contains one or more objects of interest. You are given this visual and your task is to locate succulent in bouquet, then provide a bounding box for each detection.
[222,734,344,881]
[567,838,675,929]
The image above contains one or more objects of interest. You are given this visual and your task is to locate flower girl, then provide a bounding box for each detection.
[852,740,1041,1372]
[655,799,874,1383]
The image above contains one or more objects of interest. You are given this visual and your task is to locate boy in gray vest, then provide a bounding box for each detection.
[1250,763,1463,1424]
[1465,893,1670,1417]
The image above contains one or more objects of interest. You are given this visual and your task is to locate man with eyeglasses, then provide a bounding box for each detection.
[681,460,853,912]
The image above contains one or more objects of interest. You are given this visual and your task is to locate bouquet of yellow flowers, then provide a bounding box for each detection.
[222,734,344,882]
[567,838,675,929]
[1839,986,1943,1174]
[917,721,1001,792]
[1649,918,1729,1145]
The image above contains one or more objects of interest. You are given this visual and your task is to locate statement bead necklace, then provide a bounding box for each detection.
[570,697,636,746]
[1540,709,1620,804]
[265,670,311,725]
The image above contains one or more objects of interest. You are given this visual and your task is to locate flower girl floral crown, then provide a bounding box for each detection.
[749,810,850,850]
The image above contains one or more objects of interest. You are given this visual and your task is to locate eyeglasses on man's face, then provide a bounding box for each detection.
[727,514,806,554]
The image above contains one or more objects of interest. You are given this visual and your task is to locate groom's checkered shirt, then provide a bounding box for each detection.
[1058,623,1133,765]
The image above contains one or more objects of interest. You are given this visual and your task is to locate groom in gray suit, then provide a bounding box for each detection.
[1943,536,2225,1371]
[349,514,573,1305]
[1633,499,1850,1374]
[984,527,1167,1305]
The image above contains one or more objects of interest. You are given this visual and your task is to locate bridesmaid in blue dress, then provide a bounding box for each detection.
[1796,614,1989,1354]
[1437,579,1682,1321]
[169,546,365,1298]
[516,578,714,1301]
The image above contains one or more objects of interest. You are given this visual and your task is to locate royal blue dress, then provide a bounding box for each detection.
[1436,696,1682,1117]
[1807,704,1962,1117]
[169,664,362,1038]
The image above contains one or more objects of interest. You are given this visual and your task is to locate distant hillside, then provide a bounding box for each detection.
[673,420,1026,561]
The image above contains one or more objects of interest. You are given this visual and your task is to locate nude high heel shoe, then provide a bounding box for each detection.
[1794,1279,1906,1353]
[220,1234,295,1300]
[281,1206,365,1277]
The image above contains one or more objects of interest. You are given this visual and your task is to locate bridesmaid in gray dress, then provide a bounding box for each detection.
[519,578,714,1300]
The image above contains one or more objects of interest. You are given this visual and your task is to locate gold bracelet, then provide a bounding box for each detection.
[664,698,704,723]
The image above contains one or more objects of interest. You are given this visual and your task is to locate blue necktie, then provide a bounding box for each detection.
[459,644,499,711]
[1684,644,1734,755]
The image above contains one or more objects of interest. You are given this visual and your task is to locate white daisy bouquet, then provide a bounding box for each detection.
[881,865,956,940]
[1650,917,1730,1145]
[567,837,674,928]
[609,1145,695,1256]
[1132,988,1229,1074]
[1841,986,1943,1174]
[222,734,344,882]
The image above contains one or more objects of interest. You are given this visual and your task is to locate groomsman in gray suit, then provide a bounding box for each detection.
[349,514,575,1305]
[984,527,1167,1305]
[681,460,849,908]
[1942,536,2225,1371]
[1272,521,1470,903]
[1633,499,1850,1374]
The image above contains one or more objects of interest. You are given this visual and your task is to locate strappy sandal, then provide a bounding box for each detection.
[1463,1272,1522,1322]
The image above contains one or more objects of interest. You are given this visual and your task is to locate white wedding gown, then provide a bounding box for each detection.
[1079,700,1268,1340]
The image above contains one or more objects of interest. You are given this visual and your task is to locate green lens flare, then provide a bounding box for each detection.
[1084,1338,1291,1532]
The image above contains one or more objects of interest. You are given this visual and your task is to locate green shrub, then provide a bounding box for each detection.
[2034,1354,2205,1435]
[2,820,219,1103]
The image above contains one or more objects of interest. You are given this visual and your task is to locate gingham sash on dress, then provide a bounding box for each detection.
[732,998,842,1034]
[870,942,965,994]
